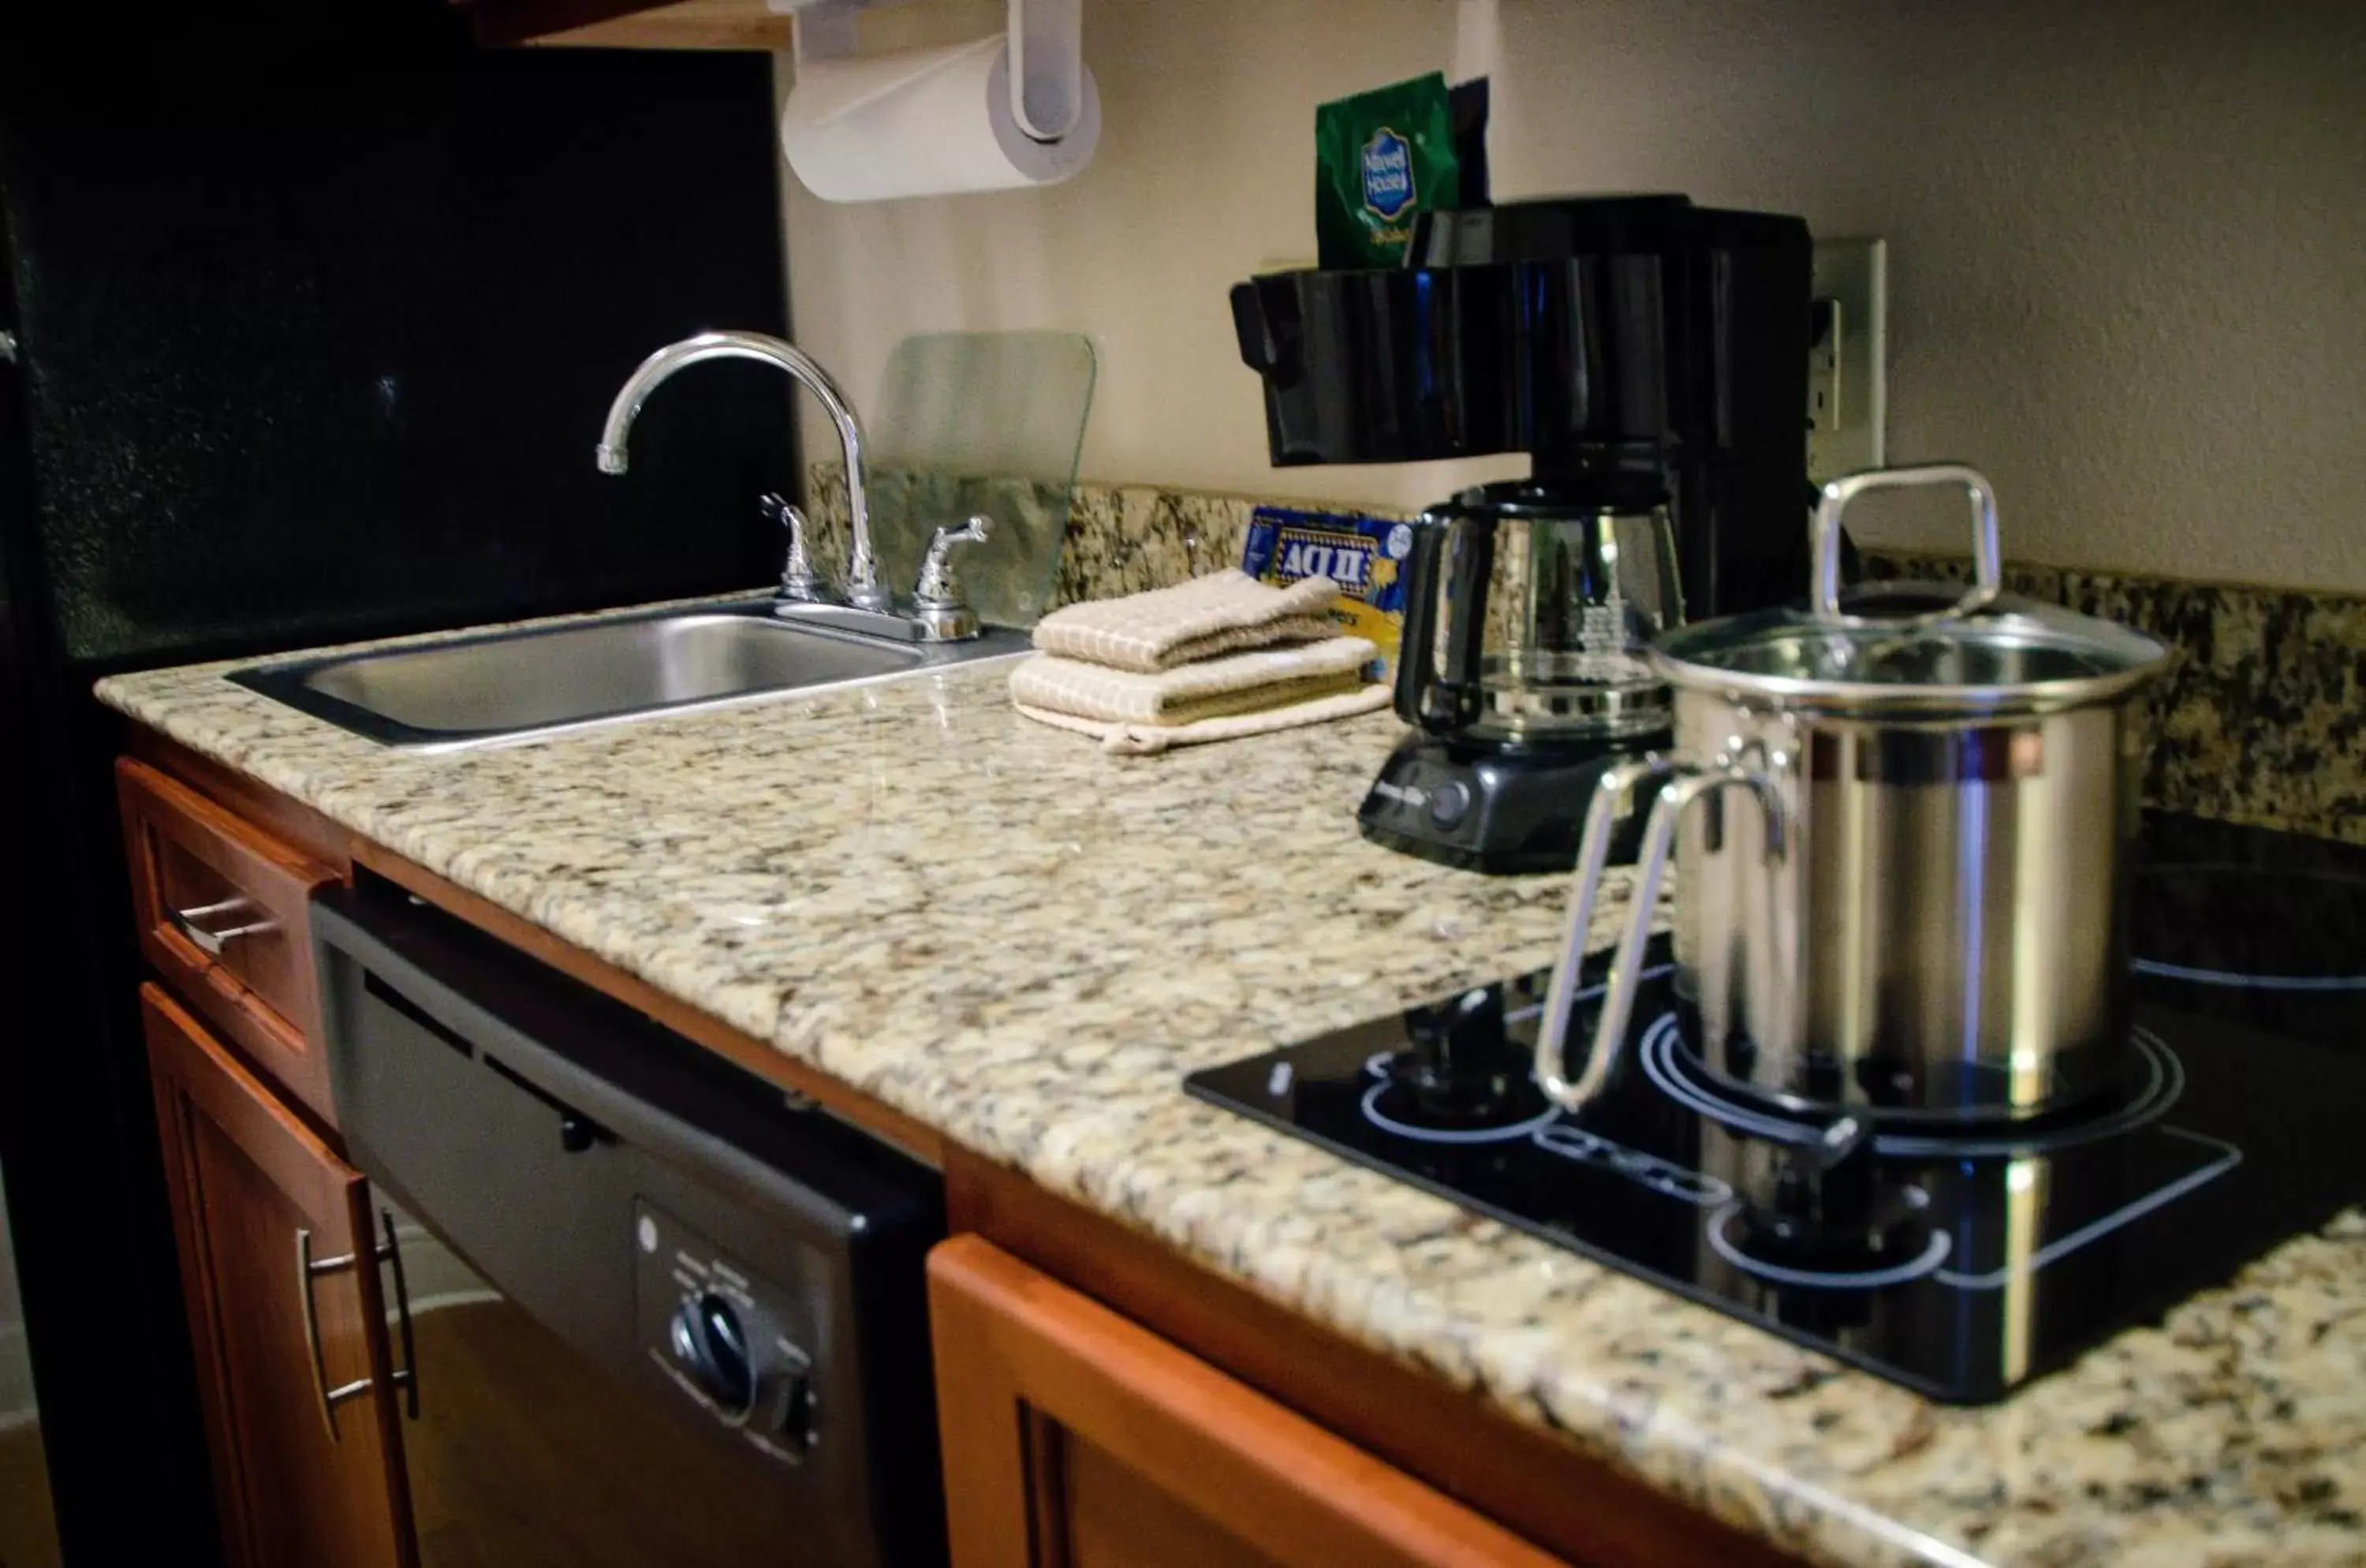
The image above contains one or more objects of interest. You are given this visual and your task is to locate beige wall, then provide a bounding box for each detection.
[781,0,2366,592]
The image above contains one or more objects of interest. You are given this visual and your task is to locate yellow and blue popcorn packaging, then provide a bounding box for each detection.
[1241,506,1411,678]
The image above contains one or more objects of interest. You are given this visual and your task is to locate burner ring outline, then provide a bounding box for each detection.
[1358,1081,1564,1146]
[1704,1200,1953,1290]
[2133,958,2366,992]
[1636,1016,2184,1159]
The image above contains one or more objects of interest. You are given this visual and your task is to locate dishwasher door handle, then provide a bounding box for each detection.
[378,1208,421,1421]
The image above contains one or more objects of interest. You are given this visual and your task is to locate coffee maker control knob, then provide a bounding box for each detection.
[1428,779,1472,829]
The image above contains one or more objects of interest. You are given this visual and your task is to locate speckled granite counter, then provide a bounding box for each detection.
[98,610,2366,1568]
[811,466,2366,844]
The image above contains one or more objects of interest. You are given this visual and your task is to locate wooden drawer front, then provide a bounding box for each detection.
[120,758,340,1122]
[928,1236,1567,1568]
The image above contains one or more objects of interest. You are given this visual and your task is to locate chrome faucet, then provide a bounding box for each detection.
[595,330,890,612]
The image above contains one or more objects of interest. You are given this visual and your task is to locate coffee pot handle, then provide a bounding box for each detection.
[1534,760,1786,1113]
[1393,513,1491,734]
[1811,463,2002,628]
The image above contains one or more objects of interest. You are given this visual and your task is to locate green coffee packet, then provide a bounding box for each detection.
[1315,72,1462,269]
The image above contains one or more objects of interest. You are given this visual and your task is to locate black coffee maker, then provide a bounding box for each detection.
[1231,196,1814,873]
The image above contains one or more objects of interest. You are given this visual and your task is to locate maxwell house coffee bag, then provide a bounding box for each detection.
[1314,73,1463,268]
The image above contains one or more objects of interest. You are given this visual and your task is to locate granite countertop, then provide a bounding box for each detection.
[98,603,2366,1568]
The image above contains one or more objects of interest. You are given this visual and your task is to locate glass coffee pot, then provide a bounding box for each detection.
[1396,480,1684,748]
[1360,478,1685,875]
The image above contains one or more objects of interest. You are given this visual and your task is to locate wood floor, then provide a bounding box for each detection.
[0,1422,60,1568]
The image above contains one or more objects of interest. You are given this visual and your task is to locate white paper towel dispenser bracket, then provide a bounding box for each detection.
[774,0,1080,124]
[778,0,1098,203]
[1007,0,1080,142]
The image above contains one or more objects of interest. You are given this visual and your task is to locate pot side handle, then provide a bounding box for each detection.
[1534,761,1786,1114]
[1812,462,2002,627]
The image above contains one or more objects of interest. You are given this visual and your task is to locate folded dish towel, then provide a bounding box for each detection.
[1030,569,1342,673]
[1017,684,1394,756]
[1010,637,1391,755]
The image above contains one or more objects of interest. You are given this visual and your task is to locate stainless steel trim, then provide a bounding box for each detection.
[1653,458,2166,718]
[763,494,828,604]
[596,330,888,611]
[1536,759,1785,1114]
[768,599,950,644]
[1471,675,1671,742]
[297,1228,374,1442]
[911,516,991,642]
[914,516,989,605]
[229,599,1032,753]
[1663,683,2144,1121]
[170,898,278,957]
[301,1220,416,1439]
[0,330,16,364]
[376,1209,420,1421]
[1646,625,2166,719]
[1812,463,2000,626]
[1535,755,1677,1110]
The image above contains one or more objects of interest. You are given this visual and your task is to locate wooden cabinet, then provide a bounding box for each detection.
[455,0,793,49]
[114,740,1778,1568]
[120,758,341,1123]
[143,984,416,1568]
[454,0,996,51]
[927,1235,1567,1568]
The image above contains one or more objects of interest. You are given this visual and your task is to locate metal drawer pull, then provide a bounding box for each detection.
[170,896,278,958]
[296,1228,370,1442]
[296,1214,420,1443]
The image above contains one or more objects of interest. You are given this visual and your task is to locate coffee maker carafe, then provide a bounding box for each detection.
[1375,479,1684,868]
[1232,195,1813,872]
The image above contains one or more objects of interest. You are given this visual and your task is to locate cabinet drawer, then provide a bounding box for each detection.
[120,758,341,1122]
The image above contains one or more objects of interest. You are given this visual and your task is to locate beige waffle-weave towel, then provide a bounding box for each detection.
[1030,569,1341,672]
[1016,684,1393,756]
[1009,637,1379,725]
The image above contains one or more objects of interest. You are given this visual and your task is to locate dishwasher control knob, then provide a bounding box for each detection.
[671,1293,759,1419]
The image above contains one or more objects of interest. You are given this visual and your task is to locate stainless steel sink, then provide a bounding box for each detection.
[231,599,1031,751]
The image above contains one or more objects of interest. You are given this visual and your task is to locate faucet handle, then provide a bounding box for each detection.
[762,492,828,603]
[915,515,992,608]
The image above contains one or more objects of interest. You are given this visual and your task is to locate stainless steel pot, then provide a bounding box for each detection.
[1532,464,2172,1125]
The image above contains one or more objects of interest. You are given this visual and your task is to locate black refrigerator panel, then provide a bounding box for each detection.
[2,9,794,671]
[0,5,798,1562]
[0,182,219,1564]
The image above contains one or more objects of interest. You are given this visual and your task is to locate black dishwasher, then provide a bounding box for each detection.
[312,881,946,1568]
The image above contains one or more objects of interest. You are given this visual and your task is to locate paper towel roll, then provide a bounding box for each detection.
[782,33,1101,203]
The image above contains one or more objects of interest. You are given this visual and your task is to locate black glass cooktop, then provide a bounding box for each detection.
[1185,814,2366,1404]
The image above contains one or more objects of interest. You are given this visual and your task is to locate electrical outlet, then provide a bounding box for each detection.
[1808,297,1843,432]
[1807,238,1886,484]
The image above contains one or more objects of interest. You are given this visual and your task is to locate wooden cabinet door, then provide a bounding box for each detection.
[143,984,415,1568]
[927,1236,1567,1568]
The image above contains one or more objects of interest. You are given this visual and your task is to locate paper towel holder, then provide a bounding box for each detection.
[774,0,1083,143]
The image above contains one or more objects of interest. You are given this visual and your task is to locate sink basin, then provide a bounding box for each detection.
[231,600,1032,751]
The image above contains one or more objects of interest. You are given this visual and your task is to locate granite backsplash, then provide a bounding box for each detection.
[807,465,2366,845]
[1853,553,2366,843]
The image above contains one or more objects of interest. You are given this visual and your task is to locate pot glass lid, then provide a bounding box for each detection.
[1654,466,2170,713]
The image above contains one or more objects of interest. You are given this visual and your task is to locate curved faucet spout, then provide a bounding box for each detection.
[595,330,885,610]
